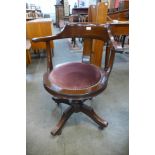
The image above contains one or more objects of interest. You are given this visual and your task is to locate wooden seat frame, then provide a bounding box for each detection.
[32,23,120,136]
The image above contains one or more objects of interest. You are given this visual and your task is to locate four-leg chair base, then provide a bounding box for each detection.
[51,98,108,136]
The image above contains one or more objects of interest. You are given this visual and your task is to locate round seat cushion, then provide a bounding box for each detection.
[49,62,101,90]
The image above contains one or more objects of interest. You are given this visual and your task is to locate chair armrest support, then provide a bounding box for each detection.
[107,16,113,21]
[32,36,56,72]
[107,28,124,52]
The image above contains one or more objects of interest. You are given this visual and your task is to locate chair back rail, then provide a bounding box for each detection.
[32,23,118,76]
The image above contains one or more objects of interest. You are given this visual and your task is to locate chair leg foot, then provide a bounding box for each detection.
[51,106,74,136]
[80,104,108,128]
[98,122,108,130]
[51,127,62,136]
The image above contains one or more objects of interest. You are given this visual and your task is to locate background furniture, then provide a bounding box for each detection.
[107,9,129,21]
[88,5,97,22]
[26,39,31,65]
[83,2,129,66]
[119,0,129,11]
[26,18,54,53]
[55,4,70,27]
[83,2,108,67]
[55,4,64,27]
[26,3,43,21]
[109,22,129,50]
[64,0,70,16]
[107,9,129,50]
[32,23,120,136]
[72,7,88,15]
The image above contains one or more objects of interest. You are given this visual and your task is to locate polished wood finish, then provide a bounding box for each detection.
[109,23,129,36]
[26,18,54,51]
[33,23,110,43]
[83,2,108,67]
[46,41,53,72]
[109,23,129,49]
[32,23,119,136]
[83,38,93,60]
[106,5,129,50]
[51,99,108,135]
[91,2,108,67]
[83,5,96,63]
[107,9,129,21]
[88,5,97,22]
[96,2,108,24]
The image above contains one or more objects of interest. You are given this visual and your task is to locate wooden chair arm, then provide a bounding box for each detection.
[31,23,122,74]
[107,28,123,52]
[32,35,57,42]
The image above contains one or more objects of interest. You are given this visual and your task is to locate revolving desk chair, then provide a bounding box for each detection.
[32,23,121,136]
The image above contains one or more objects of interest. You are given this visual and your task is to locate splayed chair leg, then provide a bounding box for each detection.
[80,104,108,129]
[51,99,108,136]
[51,106,74,136]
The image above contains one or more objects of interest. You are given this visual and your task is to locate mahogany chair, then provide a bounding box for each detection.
[32,23,120,136]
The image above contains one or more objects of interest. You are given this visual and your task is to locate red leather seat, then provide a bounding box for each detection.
[43,62,108,99]
[49,62,101,90]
